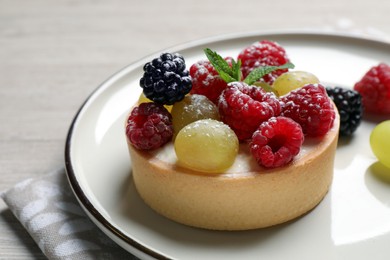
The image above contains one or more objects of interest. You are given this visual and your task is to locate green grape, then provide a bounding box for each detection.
[137,92,172,111]
[273,71,320,96]
[171,94,220,136]
[370,120,390,168]
[174,119,238,173]
[253,81,278,95]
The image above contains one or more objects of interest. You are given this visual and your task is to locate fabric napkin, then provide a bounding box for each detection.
[1,168,139,260]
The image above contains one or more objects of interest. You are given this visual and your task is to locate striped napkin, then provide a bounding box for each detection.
[1,168,138,260]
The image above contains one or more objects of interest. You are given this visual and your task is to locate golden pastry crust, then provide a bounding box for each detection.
[127,112,339,230]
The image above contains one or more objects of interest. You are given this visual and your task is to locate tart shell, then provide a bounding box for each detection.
[127,112,340,231]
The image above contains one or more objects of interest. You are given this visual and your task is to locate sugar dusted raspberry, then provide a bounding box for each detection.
[281,84,336,137]
[189,57,234,104]
[354,63,390,114]
[238,40,290,84]
[126,102,173,150]
[218,81,281,141]
[250,116,304,168]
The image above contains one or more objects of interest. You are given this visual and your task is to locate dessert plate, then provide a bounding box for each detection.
[65,32,390,260]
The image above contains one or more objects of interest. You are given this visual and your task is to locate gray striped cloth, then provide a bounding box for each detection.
[1,168,138,260]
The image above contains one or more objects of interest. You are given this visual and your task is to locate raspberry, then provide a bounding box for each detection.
[354,63,390,114]
[238,40,290,84]
[281,84,335,137]
[140,53,192,105]
[218,81,281,141]
[250,116,304,168]
[326,86,363,136]
[126,102,173,150]
[189,57,234,104]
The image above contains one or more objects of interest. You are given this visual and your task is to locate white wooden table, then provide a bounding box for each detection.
[1,0,389,258]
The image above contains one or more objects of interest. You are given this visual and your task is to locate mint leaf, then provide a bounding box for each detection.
[231,59,242,82]
[216,69,237,83]
[204,48,240,83]
[243,62,295,85]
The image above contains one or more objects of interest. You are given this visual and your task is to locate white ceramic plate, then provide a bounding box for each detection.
[65,32,390,260]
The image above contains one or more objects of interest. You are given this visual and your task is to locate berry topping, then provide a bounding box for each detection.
[174,119,239,173]
[171,94,220,135]
[126,102,173,150]
[326,86,363,136]
[189,48,294,105]
[238,40,290,84]
[250,116,304,168]
[140,53,192,105]
[189,57,234,104]
[218,81,281,141]
[354,63,390,114]
[281,84,336,137]
[273,71,320,96]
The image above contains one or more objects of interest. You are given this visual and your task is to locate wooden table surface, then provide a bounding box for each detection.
[1,0,390,258]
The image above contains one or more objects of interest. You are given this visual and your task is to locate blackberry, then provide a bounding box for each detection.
[326,86,363,136]
[140,52,192,105]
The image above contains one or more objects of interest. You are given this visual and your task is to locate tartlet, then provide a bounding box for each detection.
[126,109,339,231]
[125,42,340,231]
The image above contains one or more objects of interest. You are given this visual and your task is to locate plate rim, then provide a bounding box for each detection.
[64,30,390,259]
